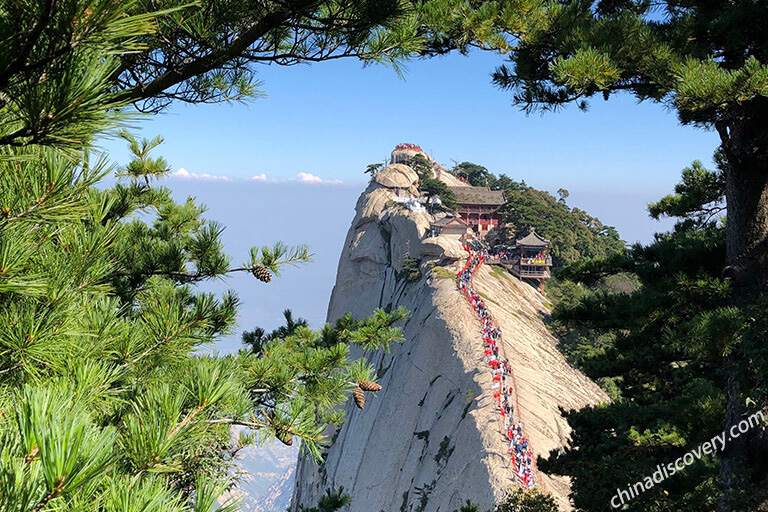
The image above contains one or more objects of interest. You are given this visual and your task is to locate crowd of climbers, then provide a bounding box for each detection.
[488,247,513,261]
[458,242,536,489]
[488,246,550,264]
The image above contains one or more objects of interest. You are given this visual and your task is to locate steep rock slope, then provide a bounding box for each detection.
[291,161,607,512]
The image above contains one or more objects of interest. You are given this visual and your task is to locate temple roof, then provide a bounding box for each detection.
[447,186,505,206]
[516,227,550,248]
[431,216,470,228]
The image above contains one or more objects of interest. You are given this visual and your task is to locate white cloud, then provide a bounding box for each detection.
[297,172,323,183]
[170,168,344,185]
[173,168,233,181]
[297,172,343,184]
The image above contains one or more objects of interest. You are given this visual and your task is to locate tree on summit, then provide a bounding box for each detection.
[452,162,494,188]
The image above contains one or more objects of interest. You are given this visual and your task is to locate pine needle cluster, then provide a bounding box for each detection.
[0,135,409,511]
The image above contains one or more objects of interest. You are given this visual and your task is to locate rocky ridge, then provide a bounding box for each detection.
[290,151,608,511]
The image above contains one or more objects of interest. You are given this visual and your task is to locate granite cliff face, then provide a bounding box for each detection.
[290,153,608,512]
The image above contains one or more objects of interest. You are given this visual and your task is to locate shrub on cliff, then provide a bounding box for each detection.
[409,154,434,180]
[399,257,422,282]
[452,162,495,188]
[451,490,560,512]
[419,178,458,211]
[494,489,559,512]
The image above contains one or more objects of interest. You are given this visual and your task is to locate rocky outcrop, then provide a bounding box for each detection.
[291,161,607,512]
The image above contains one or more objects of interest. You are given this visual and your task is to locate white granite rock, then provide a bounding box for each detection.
[291,162,607,512]
[373,163,419,190]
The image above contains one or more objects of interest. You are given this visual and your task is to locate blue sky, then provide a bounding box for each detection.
[99,50,721,349]
[101,50,718,190]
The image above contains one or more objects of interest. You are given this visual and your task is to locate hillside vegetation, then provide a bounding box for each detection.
[450,163,624,265]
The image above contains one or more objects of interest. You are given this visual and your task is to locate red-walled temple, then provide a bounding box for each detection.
[448,186,505,235]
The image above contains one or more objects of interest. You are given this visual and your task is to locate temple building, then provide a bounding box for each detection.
[510,228,552,282]
[429,216,472,240]
[448,186,505,236]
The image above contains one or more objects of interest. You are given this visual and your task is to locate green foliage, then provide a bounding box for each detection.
[399,257,422,283]
[454,490,559,512]
[453,500,480,512]
[0,150,244,509]
[242,309,309,356]
[0,0,527,149]
[483,5,768,501]
[300,487,352,512]
[408,154,434,179]
[0,0,159,150]
[545,274,637,371]
[537,163,768,510]
[419,178,458,211]
[117,131,171,185]
[247,242,312,278]
[238,306,408,459]
[0,142,408,510]
[494,489,559,512]
[499,180,624,265]
[430,266,457,280]
[648,156,726,225]
[365,162,384,178]
[484,0,768,127]
[445,161,624,265]
[452,162,493,187]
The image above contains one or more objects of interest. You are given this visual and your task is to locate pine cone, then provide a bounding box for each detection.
[353,386,365,409]
[358,380,382,392]
[252,265,272,283]
[276,430,293,446]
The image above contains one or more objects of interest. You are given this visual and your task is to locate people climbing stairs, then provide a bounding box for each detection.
[457,244,537,490]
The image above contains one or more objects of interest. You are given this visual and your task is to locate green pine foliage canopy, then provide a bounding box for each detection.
[0,138,411,511]
[541,159,768,511]
[0,1,450,509]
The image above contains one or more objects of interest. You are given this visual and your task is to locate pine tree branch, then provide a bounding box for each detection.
[165,404,205,442]
[113,258,309,281]
[121,318,205,369]
[30,476,66,512]
[197,418,322,444]
[0,0,62,90]
[113,0,317,105]
[0,126,38,147]
[0,361,23,375]
[4,182,56,223]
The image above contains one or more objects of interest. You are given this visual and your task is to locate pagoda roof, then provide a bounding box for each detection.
[431,216,470,228]
[516,228,550,248]
[447,186,505,206]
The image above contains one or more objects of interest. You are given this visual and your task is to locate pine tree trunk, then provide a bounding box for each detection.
[717,103,768,511]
